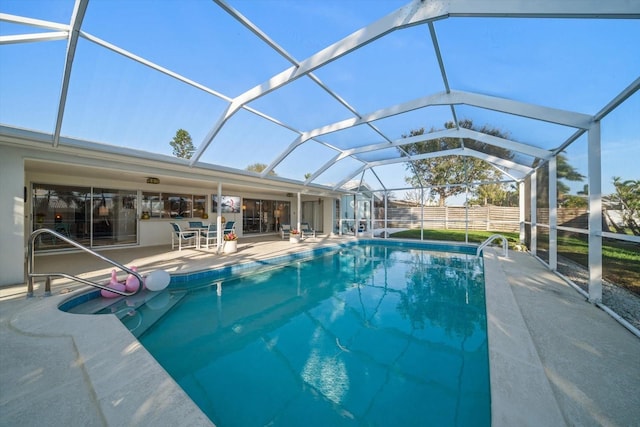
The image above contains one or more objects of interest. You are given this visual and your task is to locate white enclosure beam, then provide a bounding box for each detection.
[305,91,592,144]
[384,192,389,238]
[457,128,551,159]
[549,156,557,271]
[587,122,602,303]
[80,32,231,102]
[304,153,342,185]
[0,13,69,31]
[52,0,88,147]
[190,103,241,165]
[332,147,530,191]
[216,182,223,253]
[194,0,623,170]
[445,0,640,18]
[307,126,542,185]
[519,181,526,244]
[296,192,302,232]
[344,127,549,161]
[227,0,441,109]
[196,0,437,163]
[462,148,532,174]
[218,0,639,114]
[0,31,68,44]
[333,165,368,191]
[530,171,537,256]
[262,135,308,178]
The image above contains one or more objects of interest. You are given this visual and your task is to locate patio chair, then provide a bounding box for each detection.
[300,222,316,239]
[54,222,71,237]
[170,222,197,251]
[200,223,218,249]
[222,221,236,237]
[188,221,205,229]
[280,224,291,239]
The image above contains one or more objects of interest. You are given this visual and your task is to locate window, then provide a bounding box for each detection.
[142,192,207,218]
[32,184,138,250]
[243,198,290,234]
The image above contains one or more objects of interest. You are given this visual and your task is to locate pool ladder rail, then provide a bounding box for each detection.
[476,234,509,258]
[27,228,145,298]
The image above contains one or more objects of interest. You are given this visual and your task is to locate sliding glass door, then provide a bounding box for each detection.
[243,198,290,234]
[32,183,138,251]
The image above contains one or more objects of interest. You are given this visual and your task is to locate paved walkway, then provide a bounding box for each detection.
[499,252,640,426]
[1,237,638,426]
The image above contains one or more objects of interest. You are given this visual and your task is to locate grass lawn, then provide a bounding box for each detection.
[390,229,520,247]
[389,228,640,296]
[556,234,640,296]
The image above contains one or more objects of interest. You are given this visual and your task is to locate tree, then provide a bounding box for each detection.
[562,195,588,208]
[169,129,195,159]
[471,183,509,206]
[403,188,426,206]
[534,153,585,207]
[556,154,585,200]
[246,163,277,176]
[402,119,513,206]
[612,177,640,235]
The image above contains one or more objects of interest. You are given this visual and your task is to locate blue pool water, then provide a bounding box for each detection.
[138,244,490,426]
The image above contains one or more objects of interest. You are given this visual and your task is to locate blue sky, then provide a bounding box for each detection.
[1,0,638,199]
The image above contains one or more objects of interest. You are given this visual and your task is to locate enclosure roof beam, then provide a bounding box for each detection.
[340,127,549,162]
[332,148,466,191]
[0,31,68,44]
[306,124,544,184]
[0,13,69,32]
[192,0,626,170]
[52,0,88,147]
[306,91,592,142]
[462,148,532,173]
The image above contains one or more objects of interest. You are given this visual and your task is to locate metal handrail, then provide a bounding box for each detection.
[476,234,509,258]
[27,228,145,298]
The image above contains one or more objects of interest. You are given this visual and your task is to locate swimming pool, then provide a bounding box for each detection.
[134,244,490,426]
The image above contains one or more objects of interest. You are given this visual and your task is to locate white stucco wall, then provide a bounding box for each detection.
[0,136,340,287]
[0,146,26,286]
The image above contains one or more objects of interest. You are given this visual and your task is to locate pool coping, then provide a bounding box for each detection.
[6,242,560,426]
[482,249,565,426]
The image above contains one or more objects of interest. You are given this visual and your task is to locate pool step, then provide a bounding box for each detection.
[118,290,187,338]
[66,289,187,338]
[66,288,157,315]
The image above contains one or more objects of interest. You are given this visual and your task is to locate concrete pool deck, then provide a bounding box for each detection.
[1,236,639,426]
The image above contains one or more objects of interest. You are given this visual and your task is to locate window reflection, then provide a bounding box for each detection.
[32,184,137,250]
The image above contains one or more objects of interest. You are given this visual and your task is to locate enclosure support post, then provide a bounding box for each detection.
[420,187,424,241]
[297,192,302,232]
[384,193,388,238]
[464,157,469,243]
[465,184,469,244]
[588,121,603,303]
[216,182,222,253]
[530,170,537,256]
[519,181,525,244]
[370,194,374,236]
[549,156,557,271]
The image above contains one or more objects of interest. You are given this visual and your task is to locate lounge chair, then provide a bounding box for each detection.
[170,222,197,250]
[300,222,316,239]
[200,223,217,249]
[280,224,291,239]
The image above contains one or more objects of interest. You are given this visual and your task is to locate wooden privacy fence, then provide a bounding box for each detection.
[377,206,520,232]
[535,208,589,229]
